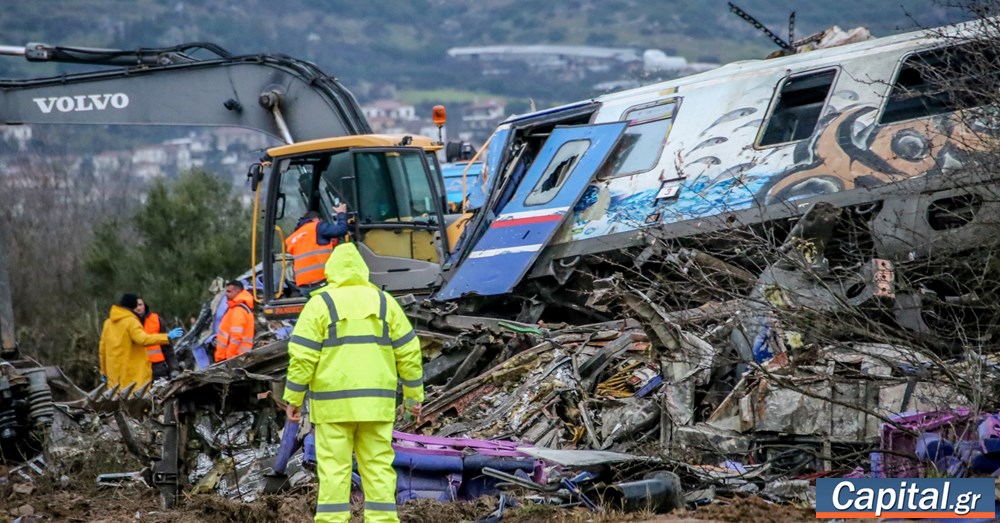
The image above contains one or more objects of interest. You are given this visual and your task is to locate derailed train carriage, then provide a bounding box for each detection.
[435,17,1000,346]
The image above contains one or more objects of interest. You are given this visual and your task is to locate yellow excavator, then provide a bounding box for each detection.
[0,41,476,320]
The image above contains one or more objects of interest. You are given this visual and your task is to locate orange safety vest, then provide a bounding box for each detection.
[284,220,338,287]
[215,290,256,362]
[143,313,165,363]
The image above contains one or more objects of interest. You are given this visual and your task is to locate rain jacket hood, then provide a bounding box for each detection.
[109,304,139,323]
[324,242,373,289]
[284,240,424,424]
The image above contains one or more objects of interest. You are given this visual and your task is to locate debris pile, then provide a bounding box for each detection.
[9,247,1000,521]
[408,319,659,451]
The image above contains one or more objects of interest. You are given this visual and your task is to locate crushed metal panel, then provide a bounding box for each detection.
[746,380,835,437]
[600,398,661,448]
[517,447,655,467]
[436,122,627,300]
[829,381,873,441]
[878,381,969,417]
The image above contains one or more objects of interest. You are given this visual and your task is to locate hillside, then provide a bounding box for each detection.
[0,0,971,108]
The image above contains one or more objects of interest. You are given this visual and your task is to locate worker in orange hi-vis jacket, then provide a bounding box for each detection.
[136,298,179,379]
[284,202,349,296]
[214,280,255,362]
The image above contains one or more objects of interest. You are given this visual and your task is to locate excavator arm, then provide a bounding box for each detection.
[0,40,374,354]
[0,42,371,142]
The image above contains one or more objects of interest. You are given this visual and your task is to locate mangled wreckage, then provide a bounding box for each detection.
[8,12,1000,519]
[436,16,1000,342]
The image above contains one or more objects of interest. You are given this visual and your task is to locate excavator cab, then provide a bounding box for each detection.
[260,134,451,317]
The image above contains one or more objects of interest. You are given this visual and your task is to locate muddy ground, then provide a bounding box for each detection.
[0,440,816,523]
[3,488,818,523]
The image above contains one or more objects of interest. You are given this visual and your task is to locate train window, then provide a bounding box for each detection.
[599,100,677,179]
[880,42,999,124]
[759,69,836,146]
[524,140,590,206]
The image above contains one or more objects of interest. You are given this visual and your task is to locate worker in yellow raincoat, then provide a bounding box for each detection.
[99,293,184,389]
[283,243,423,523]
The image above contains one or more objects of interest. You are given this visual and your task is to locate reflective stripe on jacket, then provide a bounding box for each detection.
[285,220,338,288]
[283,242,424,423]
[216,290,255,362]
[144,313,164,363]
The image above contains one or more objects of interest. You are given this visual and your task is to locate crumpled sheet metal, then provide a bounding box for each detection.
[193,412,256,451]
[186,428,544,504]
[137,289,990,503]
[408,321,662,451]
[704,344,969,442]
[189,453,214,485]
[163,342,288,392]
[216,447,271,502]
[9,454,46,482]
[600,398,660,448]
[187,445,278,502]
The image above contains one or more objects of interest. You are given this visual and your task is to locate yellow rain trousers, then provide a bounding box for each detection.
[283,242,424,523]
[314,422,397,523]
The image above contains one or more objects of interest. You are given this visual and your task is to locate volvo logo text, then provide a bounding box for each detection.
[32,93,130,114]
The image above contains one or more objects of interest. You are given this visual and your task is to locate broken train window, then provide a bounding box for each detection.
[879,41,1000,125]
[524,139,590,206]
[598,100,678,180]
[758,69,837,147]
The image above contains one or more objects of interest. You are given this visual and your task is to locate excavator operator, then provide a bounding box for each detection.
[284,202,350,296]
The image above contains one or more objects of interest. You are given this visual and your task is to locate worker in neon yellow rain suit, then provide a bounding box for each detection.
[283,242,423,523]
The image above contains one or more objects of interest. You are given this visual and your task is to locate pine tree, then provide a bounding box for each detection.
[85,169,252,322]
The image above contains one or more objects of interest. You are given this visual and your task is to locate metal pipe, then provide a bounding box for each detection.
[0,45,26,57]
[14,42,168,66]
[269,104,295,144]
[258,90,294,144]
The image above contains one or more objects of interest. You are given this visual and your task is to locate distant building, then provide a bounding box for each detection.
[448,45,641,75]
[211,127,274,154]
[449,44,716,82]
[132,145,170,179]
[362,100,423,134]
[642,50,718,75]
[593,79,641,93]
[362,100,418,122]
[0,126,32,151]
[92,150,132,175]
[461,100,506,137]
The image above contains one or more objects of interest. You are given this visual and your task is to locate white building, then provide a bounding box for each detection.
[362,100,418,122]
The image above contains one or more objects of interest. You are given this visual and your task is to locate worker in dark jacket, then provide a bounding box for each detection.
[136,298,179,379]
[284,202,349,295]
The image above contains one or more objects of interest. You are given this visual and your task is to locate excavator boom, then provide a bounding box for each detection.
[0,39,457,327]
[0,42,371,142]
